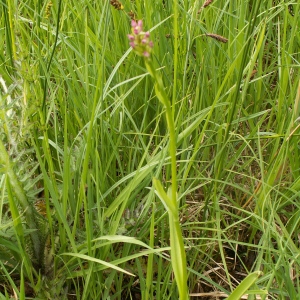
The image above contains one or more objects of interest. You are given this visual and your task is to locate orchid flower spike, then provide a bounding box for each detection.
[127,20,153,58]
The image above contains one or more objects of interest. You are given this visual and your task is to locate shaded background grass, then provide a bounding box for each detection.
[0,0,300,299]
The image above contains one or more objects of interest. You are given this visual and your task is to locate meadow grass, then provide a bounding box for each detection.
[0,0,300,299]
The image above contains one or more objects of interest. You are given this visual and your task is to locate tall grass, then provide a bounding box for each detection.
[0,0,299,299]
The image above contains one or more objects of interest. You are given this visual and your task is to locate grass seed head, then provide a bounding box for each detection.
[202,0,213,8]
[206,33,228,43]
[198,0,213,13]
[110,0,124,10]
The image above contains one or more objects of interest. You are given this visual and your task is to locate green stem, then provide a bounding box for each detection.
[170,215,188,299]
[145,61,177,202]
[145,60,188,299]
[172,0,178,117]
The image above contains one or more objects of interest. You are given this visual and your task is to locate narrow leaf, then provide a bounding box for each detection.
[227,271,263,300]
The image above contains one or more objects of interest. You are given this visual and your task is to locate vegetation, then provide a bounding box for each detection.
[0,0,299,299]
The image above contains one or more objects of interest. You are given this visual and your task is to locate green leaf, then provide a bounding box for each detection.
[153,178,177,215]
[227,271,263,300]
[61,253,135,277]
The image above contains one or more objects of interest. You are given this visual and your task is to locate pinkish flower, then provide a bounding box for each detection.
[128,20,153,58]
[132,20,143,34]
[127,34,134,41]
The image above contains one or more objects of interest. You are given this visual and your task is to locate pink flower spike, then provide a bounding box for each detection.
[128,19,152,58]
